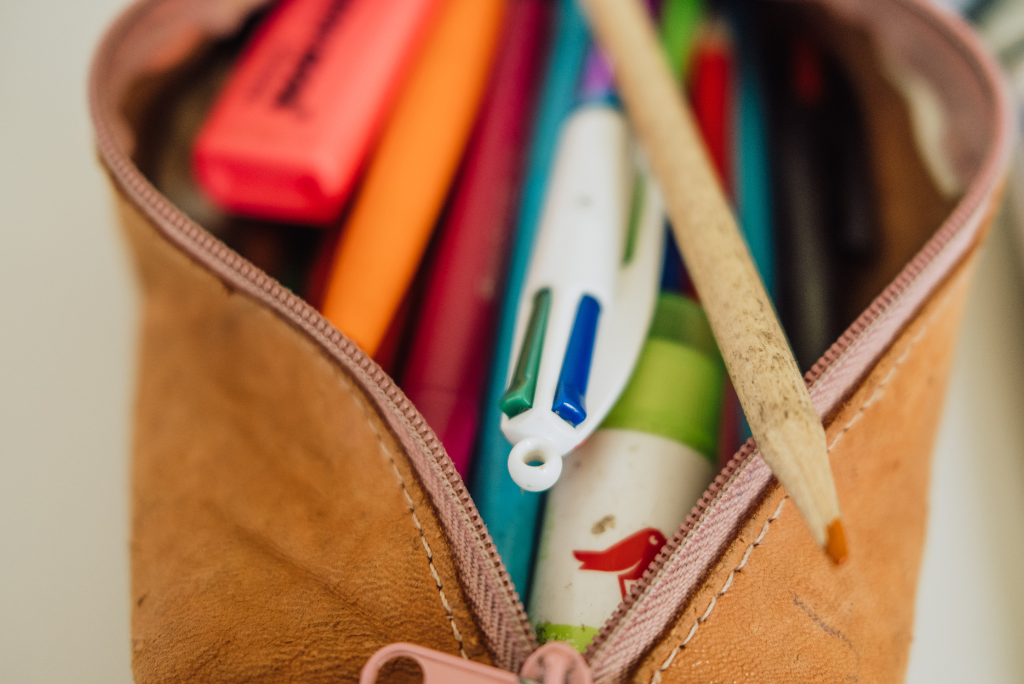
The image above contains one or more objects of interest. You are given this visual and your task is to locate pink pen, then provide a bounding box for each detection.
[400,0,553,477]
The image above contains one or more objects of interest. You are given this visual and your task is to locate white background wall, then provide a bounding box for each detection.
[1,1,1022,681]
[1,0,136,681]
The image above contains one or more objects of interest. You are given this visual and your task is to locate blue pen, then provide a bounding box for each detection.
[469,0,590,599]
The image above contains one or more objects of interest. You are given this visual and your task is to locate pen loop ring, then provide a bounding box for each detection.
[508,438,563,491]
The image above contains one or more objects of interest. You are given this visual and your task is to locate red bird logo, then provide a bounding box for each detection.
[573,527,668,599]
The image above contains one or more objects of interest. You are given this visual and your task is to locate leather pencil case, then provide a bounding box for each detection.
[89,0,1011,681]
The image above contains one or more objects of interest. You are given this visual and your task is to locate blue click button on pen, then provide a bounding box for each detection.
[552,295,601,426]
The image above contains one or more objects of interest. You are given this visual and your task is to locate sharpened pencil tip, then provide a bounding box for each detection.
[826,518,848,564]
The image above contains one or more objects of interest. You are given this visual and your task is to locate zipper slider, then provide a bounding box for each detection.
[360,642,593,684]
[520,641,593,684]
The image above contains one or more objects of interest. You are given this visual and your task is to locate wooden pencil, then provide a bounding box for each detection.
[577,0,847,562]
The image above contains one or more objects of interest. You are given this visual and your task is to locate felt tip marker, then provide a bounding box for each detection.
[401,0,553,478]
[730,0,775,300]
[530,294,724,651]
[690,20,735,197]
[689,20,743,463]
[661,0,704,79]
[657,0,703,298]
[499,47,666,493]
[193,0,444,225]
[729,0,775,445]
[320,0,507,356]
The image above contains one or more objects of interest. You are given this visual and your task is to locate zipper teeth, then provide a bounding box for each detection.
[88,1,536,659]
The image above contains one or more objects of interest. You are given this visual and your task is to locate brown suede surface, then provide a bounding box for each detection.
[117,193,492,683]
[632,248,979,684]
[826,16,961,323]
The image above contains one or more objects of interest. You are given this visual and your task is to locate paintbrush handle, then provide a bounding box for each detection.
[577,0,846,560]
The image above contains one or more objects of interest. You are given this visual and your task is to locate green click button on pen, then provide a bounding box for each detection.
[500,288,552,418]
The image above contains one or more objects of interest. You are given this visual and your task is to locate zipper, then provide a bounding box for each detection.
[360,641,592,683]
[89,0,1011,680]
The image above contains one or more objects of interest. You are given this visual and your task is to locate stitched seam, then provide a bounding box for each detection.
[649,498,787,684]
[826,284,957,453]
[648,285,960,684]
[353,392,469,660]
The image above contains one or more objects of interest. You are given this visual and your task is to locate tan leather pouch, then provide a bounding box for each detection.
[89,0,1011,681]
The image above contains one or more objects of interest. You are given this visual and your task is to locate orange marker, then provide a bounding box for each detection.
[193,0,444,225]
[321,0,508,355]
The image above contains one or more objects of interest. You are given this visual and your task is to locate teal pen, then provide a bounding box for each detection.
[469,0,590,598]
[731,0,774,301]
[730,1,773,444]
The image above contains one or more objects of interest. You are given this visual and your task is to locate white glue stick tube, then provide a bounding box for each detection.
[529,293,725,651]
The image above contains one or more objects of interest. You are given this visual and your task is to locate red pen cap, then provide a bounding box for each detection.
[193,0,442,225]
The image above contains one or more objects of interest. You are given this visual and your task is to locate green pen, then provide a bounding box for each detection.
[660,0,704,79]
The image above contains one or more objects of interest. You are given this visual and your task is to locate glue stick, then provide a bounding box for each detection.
[529,293,724,651]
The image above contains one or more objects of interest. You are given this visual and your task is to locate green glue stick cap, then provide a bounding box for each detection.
[602,293,724,463]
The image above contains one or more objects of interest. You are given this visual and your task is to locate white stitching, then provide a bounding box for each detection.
[649,499,787,684]
[827,284,958,453]
[358,400,469,660]
[648,283,962,683]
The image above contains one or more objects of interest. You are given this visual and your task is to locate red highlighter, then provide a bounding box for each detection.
[400,0,552,478]
[193,0,443,225]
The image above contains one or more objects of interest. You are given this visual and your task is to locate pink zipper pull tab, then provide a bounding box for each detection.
[360,642,593,684]
[520,642,593,684]
[360,643,521,684]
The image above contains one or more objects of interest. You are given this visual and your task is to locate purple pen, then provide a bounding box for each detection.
[578,0,660,104]
[578,47,617,103]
